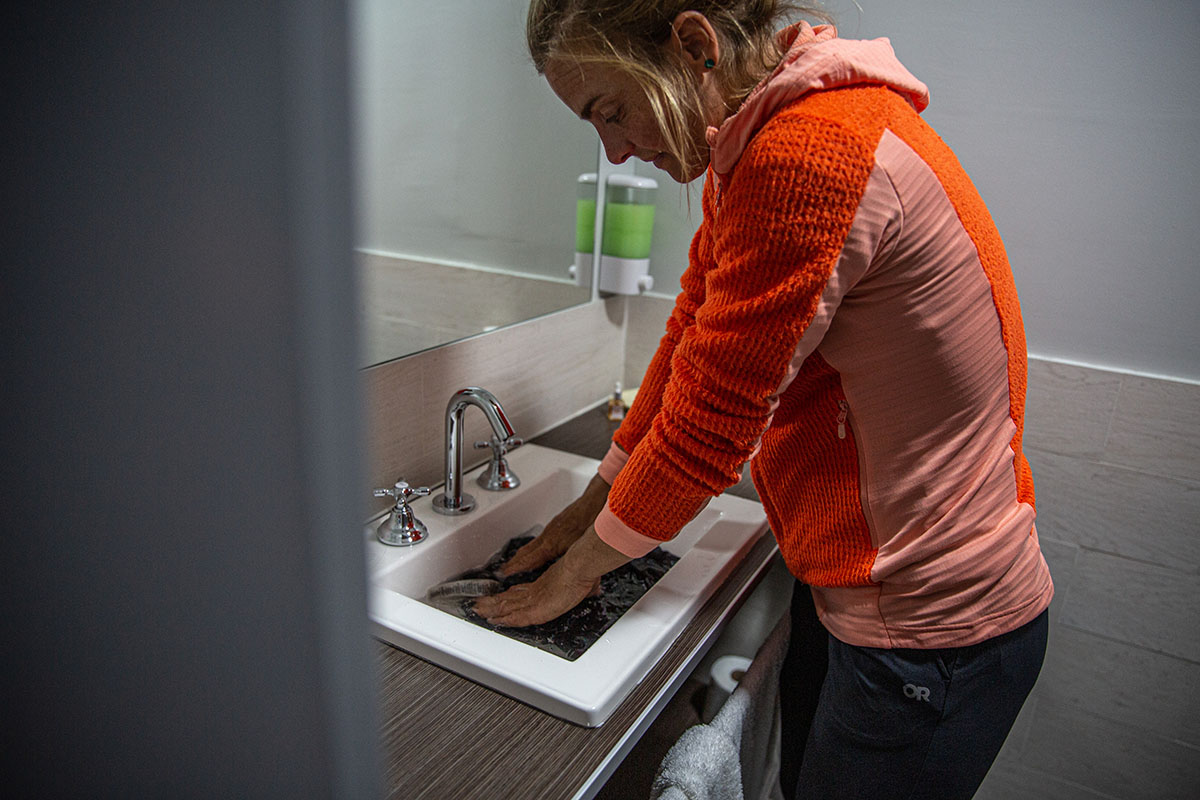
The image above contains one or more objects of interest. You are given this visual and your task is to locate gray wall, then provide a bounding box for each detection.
[2,2,379,796]
[850,0,1200,382]
[641,0,1200,383]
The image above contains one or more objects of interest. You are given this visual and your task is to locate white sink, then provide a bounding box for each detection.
[366,443,770,727]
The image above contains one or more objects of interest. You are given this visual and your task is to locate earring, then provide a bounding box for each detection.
[704,58,716,69]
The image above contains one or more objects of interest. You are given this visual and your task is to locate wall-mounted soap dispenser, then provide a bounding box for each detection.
[570,172,597,287]
[598,174,657,295]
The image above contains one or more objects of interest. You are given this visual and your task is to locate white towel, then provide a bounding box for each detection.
[650,613,791,800]
[650,724,744,800]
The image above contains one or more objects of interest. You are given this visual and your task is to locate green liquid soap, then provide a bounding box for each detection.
[602,202,656,259]
[575,198,596,253]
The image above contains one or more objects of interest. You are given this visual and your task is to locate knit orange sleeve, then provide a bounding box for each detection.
[604,113,876,543]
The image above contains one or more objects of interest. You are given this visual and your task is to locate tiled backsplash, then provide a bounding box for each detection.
[364,292,1200,797]
[362,297,626,514]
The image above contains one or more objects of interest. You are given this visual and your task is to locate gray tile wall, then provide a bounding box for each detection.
[976,359,1200,799]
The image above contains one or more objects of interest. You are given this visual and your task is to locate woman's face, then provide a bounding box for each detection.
[544,56,709,183]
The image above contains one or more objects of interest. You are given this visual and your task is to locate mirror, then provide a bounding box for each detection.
[350,0,600,367]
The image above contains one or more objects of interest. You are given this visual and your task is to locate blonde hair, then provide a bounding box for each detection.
[527,1,830,176]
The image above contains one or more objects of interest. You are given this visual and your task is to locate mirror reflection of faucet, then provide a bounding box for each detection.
[434,387,518,515]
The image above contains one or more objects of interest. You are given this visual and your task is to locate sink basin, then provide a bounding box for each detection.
[366,443,770,727]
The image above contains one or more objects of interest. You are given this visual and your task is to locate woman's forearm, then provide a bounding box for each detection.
[558,525,633,585]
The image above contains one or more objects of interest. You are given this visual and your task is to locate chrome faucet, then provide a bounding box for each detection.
[433,387,516,515]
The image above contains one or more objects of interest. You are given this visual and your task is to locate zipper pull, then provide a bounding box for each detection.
[836,400,849,440]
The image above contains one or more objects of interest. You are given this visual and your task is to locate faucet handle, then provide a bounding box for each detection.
[473,435,523,454]
[374,479,431,505]
[372,479,430,546]
[473,436,522,491]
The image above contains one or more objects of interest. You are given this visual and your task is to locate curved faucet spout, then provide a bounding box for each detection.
[433,387,515,515]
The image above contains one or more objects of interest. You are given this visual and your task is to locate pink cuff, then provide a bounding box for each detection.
[593,502,664,559]
[596,441,629,485]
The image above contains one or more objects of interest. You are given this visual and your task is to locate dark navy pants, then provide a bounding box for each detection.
[780,584,1048,800]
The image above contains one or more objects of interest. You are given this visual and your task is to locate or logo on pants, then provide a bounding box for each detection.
[903,683,931,702]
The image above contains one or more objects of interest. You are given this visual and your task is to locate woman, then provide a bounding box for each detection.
[474,2,1053,797]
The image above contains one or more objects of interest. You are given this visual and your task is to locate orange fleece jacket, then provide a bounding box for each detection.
[595,26,1052,649]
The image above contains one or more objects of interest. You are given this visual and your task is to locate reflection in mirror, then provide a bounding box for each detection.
[350,0,599,367]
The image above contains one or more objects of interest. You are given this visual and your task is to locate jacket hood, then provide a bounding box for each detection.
[706,22,930,175]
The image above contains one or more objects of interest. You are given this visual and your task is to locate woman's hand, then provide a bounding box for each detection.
[472,558,601,627]
[497,473,611,577]
[474,526,633,628]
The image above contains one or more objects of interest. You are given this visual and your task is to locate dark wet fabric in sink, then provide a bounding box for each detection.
[424,529,679,661]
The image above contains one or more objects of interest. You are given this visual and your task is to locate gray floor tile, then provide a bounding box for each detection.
[1106,375,1200,482]
[1025,359,1121,459]
[1061,550,1200,664]
[1035,536,1079,627]
[1038,625,1200,747]
[1028,450,1200,572]
[1021,697,1200,799]
[976,760,1118,800]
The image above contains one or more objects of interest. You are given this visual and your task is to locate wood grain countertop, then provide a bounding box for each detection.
[374,404,775,800]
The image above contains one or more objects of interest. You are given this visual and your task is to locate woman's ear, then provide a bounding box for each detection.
[666,10,721,77]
